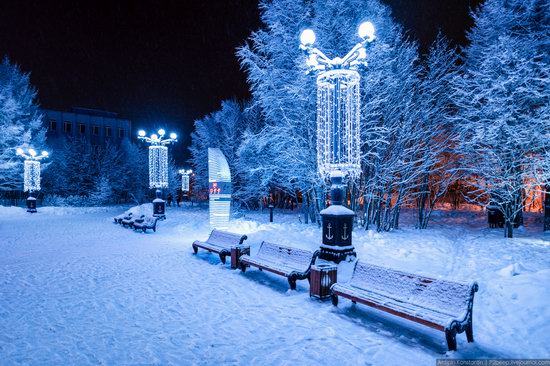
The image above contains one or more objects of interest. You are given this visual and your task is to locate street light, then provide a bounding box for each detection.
[16,147,49,213]
[178,169,193,193]
[138,129,178,219]
[300,21,376,263]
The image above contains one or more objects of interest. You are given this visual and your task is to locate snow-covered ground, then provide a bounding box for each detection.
[0,204,549,365]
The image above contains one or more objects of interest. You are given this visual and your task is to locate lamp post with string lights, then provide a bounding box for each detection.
[299,21,376,263]
[138,129,177,219]
[16,147,49,213]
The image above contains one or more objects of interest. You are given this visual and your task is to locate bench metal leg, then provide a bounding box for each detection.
[466,321,474,343]
[331,294,338,306]
[288,277,297,290]
[219,253,227,264]
[192,245,198,254]
[445,329,457,351]
[240,263,247,272]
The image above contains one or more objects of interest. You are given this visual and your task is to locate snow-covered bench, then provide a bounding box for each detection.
[121,214,144,228]
[192,229,248,264]
[330,261,479,351]
[239,242,319,290]
[114,211,133,224]
[133,216,159,233]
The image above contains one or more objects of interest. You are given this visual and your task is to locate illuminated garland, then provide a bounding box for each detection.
[181,175,190,192]
[24,160,41,192]
[149,145,168,189]
[316,70,361,177]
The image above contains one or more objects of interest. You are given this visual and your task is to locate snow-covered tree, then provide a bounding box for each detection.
[453,0,550,237]
[414,35,461,229]
[0,57,46,191]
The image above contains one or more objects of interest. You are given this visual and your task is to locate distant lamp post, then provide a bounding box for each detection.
[300,21,375,263]
[16,147,49,213]
[179,169,193,202]
[138,129,177,219]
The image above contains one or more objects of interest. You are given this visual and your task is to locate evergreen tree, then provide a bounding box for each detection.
[0,57,46,191]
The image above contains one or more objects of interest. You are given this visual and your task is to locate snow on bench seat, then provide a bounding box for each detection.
[133,216,159,233]
[330,261,478,351]
[239,241,319,290]
[192,229,248,265]
[114,211,133,224]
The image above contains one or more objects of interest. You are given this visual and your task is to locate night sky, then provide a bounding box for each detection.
[0,0,482,163]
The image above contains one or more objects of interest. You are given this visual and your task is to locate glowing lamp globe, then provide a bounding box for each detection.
[170,133,177,139]
[138,130,146,137]
[16,148,24,155]
[151,134,158,140]
[158,129,165,136]
[42,151,49,157]
[358,21,375,40]
[300,29,316,46]
[29,149,36,157]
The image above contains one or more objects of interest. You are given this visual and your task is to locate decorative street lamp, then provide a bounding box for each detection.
[16,147,49,213]
[178,169,193,193]
[300,21,376,263]
[138,129,177,219]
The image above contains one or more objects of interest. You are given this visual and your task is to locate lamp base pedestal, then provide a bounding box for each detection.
[153,189,166,219]
[318,173,356,264]
[26,196,37,213]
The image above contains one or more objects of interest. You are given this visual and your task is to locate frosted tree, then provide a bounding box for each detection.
[414,35,461,229]
[189,99,250,202]
[0,57,46,191]
[453,0,550,237]
[237,0,422,225]
[88,176,112,206]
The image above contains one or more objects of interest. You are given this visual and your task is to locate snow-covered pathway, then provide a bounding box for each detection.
[0,206,548,365]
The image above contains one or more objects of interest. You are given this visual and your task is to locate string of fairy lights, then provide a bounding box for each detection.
[138,129,177,189]
[300,21,375,179]
[16,148,49,193]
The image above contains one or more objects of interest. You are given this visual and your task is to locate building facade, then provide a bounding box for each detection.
[41,107,132,146]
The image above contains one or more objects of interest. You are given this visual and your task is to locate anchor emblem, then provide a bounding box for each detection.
[326,223,334,240]
[342,223,349,241]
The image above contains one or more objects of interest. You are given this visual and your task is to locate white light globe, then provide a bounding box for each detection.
[158,129,166,136]
[42,151,49,157]
[358,21,375,39]
[16,148,24,155]
[138,130,146,137]
[300,29,316,46]
[170,133,177,139]
[28,149,36,156]
[151,134,158,140]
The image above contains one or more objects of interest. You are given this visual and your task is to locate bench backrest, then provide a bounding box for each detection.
[143,216,157,226]
[350,261,475,318]
[207,229,247,247]
[256,241,315,272]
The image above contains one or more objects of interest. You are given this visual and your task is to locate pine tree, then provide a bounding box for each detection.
[0,57,46,191]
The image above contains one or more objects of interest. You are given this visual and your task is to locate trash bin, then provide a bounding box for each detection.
[309,263,338,300]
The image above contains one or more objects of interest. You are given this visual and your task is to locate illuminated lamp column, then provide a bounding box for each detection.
[16,148,49,213]
[208,148,232,229]
[179,169,193,197]
[138,129,177,219]
[300,22,376,263]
